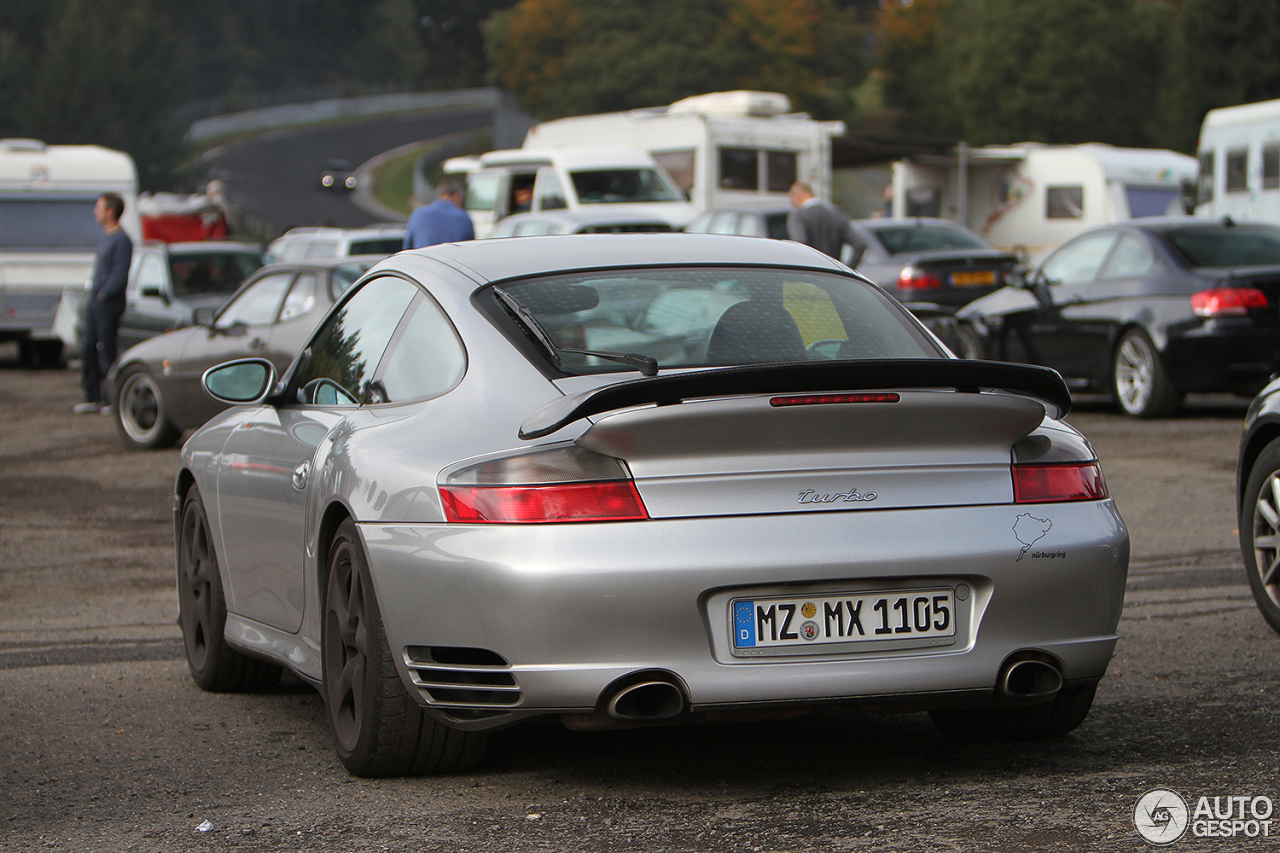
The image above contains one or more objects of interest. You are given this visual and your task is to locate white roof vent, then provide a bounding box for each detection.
[0,138,48,152]
[667,91,791,117]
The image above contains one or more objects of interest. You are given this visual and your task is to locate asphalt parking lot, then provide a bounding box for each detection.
[1,343,1277,852]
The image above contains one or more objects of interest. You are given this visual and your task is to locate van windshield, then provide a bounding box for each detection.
[569,169,683,204]
[0,196,103,250]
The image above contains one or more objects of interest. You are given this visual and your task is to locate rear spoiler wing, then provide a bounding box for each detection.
[520,359,1070,440]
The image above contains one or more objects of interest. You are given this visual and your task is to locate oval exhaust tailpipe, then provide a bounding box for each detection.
[606,680,685,721]
[1000,659,1063,699]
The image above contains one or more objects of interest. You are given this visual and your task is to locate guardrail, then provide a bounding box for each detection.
[187,88,503,142]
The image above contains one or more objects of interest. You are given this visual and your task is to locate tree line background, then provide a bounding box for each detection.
[1,0,1276,191]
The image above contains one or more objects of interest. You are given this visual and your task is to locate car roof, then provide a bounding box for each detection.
[254,254,386,273]
[491,209,676,229]
[852,217,976,231]
[406,232,846,284]
[272,224,405,241]
[141,240,264,254]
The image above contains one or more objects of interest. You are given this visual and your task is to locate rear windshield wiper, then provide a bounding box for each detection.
[494,289,659,376]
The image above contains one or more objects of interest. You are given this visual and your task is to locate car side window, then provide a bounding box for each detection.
[295,276,418,406]
[279,273,317,321]
[1039,231,1118,287]
[216,272,293,328]
[373,294,465,403]
[278,240,309,263]
[135,253,166,297]
[1099,234,1155,280]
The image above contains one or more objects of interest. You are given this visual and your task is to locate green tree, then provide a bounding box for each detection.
[1155,0,1280,152]
[878,0,1170,148]
[11,0,186,189]
[485,0,863,120]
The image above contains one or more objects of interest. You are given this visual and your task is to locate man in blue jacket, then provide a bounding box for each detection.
[403,179,474,249]
[74,193,132,414]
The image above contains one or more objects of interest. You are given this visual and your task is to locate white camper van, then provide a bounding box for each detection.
[1195,98,1280,222]
[522,90,846,212]
[0,139,140,364]
[892,143,1196,264]
[443,147,696,238]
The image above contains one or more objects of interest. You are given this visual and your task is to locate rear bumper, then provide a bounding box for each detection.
[1165,322,1280,393]
[361,499,1129,729]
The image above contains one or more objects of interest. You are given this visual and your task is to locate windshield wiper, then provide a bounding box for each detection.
[559,348,658,376]
[494,289,659,376]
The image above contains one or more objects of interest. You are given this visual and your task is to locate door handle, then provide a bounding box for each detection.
[292,461,309,490]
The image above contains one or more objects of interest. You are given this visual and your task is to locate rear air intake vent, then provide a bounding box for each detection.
[403,646,521,708]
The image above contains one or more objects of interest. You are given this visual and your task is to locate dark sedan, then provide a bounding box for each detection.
[1237,379,1280,635]
[847,218,1020,307]
[956,217,1280,417]
[108,256,377,449]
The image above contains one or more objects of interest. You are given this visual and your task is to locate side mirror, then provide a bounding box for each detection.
[192,307,216,327]
[140,285,169,304]
[202,358,276,405]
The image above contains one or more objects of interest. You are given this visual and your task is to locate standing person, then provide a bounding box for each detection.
[74,193,132,414]
[403,179,474,249]
[787,181,853,260]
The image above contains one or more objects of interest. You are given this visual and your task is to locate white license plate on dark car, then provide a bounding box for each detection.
[732,588,956,656]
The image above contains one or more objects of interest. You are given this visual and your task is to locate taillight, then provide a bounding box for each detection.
[1013,462,1108,503]
[1191,287,1268,317]
[440,446,648,523]
[898,266,942,290]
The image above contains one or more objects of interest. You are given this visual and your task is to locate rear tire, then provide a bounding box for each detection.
[116,366,181,449]
[1240,439,1280,635]
[178,485,281,692]
[1112,329,1180,418]
[929,682,1097,742]
[322,518,488,777]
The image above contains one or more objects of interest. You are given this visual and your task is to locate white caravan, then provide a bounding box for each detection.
[891,143,1196,264]
[0,139,140,364]
[443,146,696,238]
[1195,98,1280,223]
[522,90,846,212]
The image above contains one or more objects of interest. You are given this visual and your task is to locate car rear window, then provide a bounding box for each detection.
[347,238,402,255]
[169,251,263,297]
[489,266,940,374]
[1165,226,1280,267]
[872,225,988,254]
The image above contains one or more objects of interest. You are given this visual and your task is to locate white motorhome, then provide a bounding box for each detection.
[1195,97,1280,222]
[522,90,846,212]
[892,143,1196,264]
[443,146,696,238]
[0,139,140,364]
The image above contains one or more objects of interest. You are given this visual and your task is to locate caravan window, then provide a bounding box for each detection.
[719,147,758,190]
[766,151,797,192]
[1226,149,1248,192]
[0,196,102,250]
[569,168,682,204]
[1197,151,1214,205]
[1264,146,1280,190]
[1046,186,1084,219]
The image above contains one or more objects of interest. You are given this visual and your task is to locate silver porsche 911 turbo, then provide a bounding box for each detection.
[176,234,1129,777]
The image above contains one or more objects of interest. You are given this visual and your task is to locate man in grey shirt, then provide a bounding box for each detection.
[787,181,853,260]
[74,193,132,413]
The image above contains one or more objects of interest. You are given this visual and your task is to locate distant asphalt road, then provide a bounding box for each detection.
[201,108,491,233]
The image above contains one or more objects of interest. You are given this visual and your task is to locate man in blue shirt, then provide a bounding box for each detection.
[403,179,474,249]
[74,193,132,414]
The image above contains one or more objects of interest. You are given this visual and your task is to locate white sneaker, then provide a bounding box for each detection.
[71,402,98,414]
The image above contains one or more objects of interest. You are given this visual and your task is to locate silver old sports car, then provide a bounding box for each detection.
[177,234,1129,777]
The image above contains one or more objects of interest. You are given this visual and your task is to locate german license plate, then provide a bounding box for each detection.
[732,588,955,654]
[950,269,996,287]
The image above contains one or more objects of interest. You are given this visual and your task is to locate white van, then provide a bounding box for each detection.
[443,147,696,238]
[522,90,846,213]
[1195,98,1280,222]
[0,139,140,364]
[892,143,1196,264]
